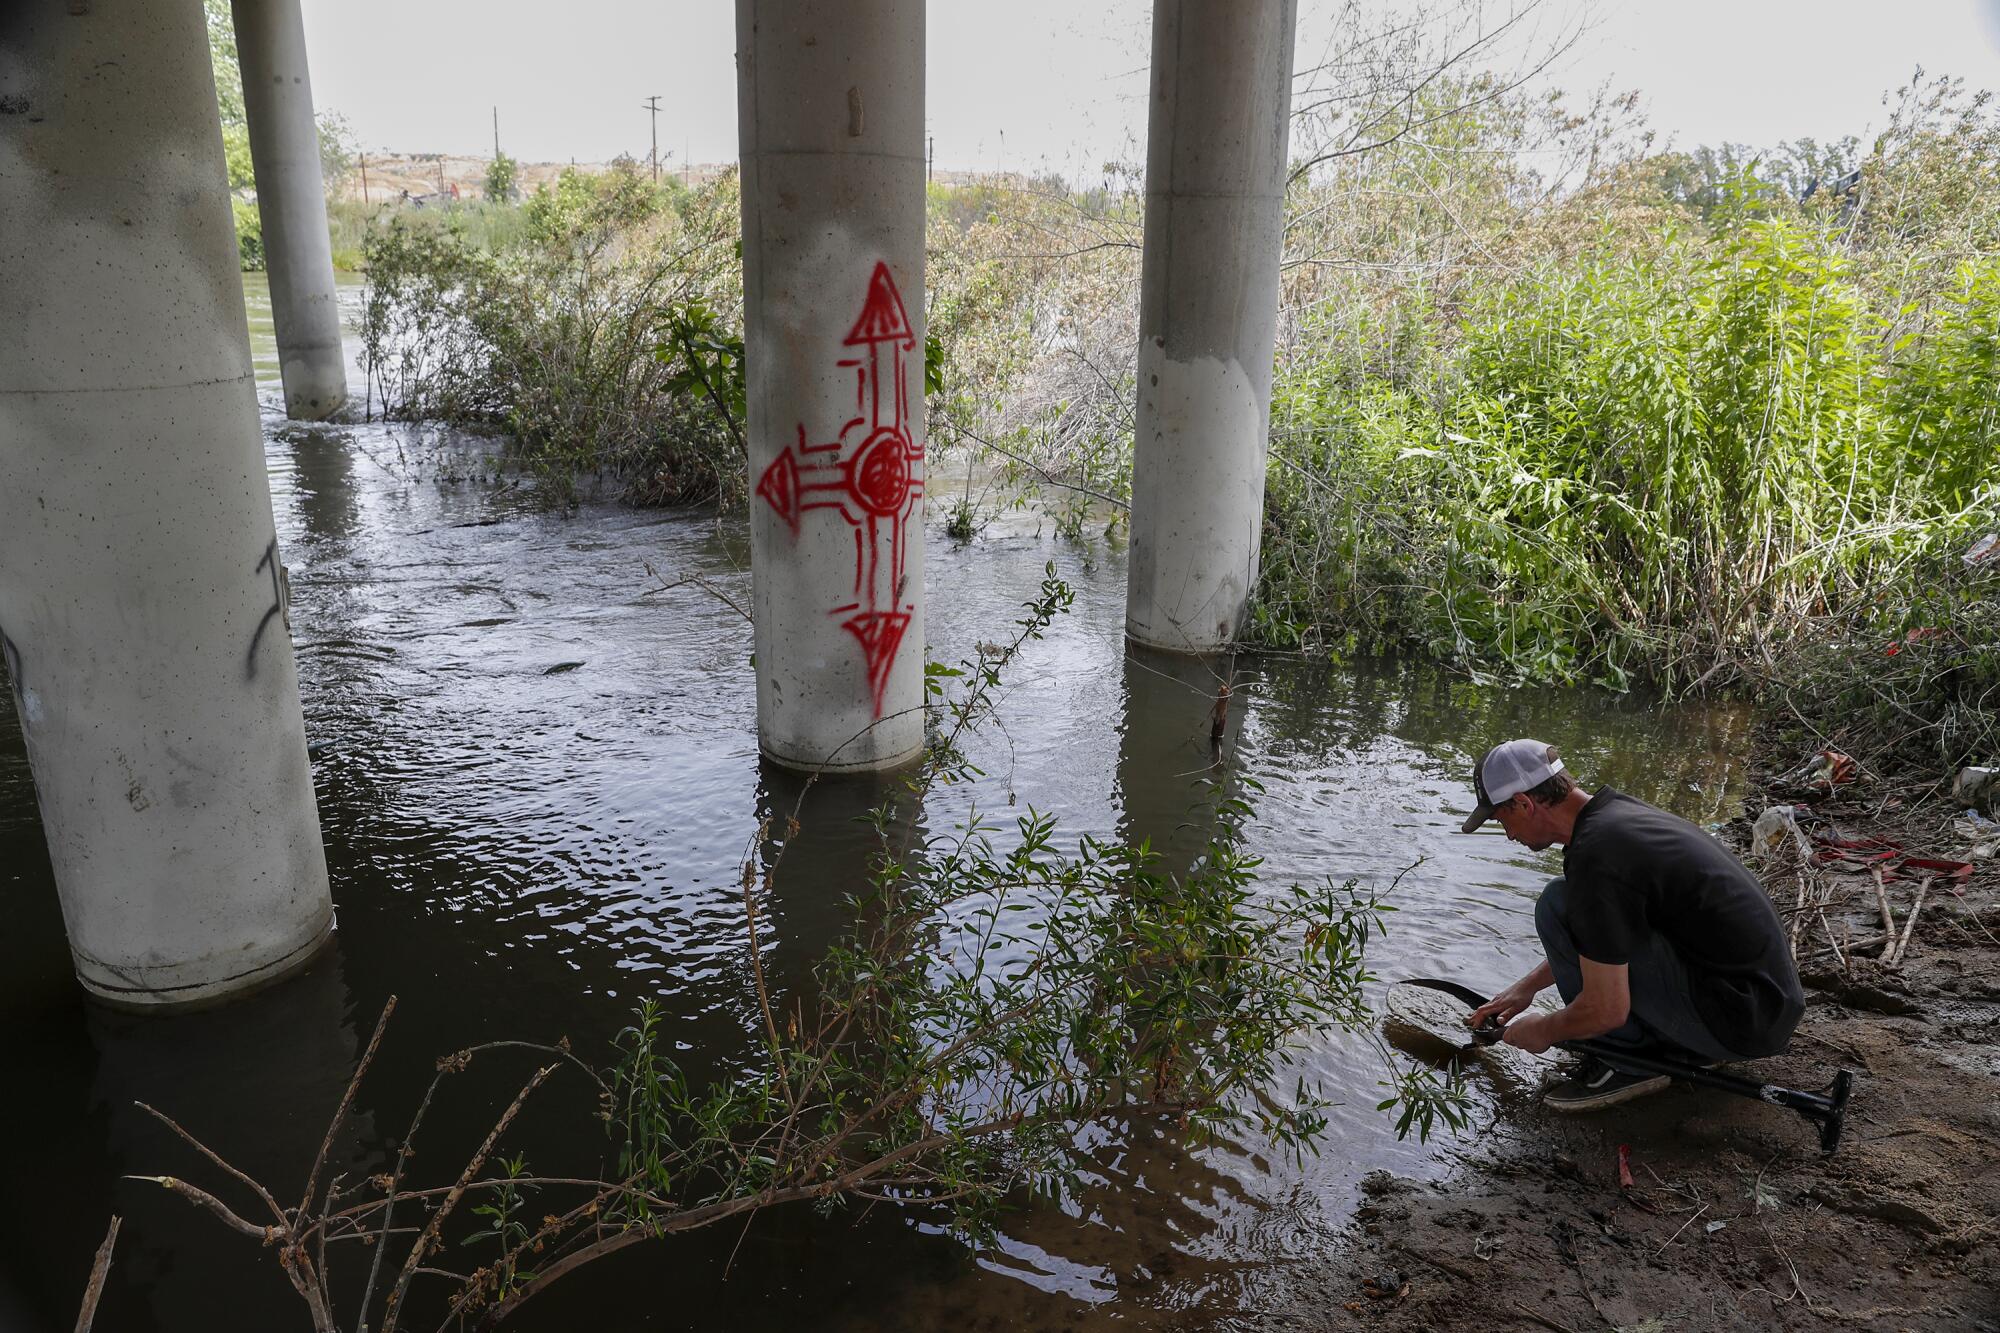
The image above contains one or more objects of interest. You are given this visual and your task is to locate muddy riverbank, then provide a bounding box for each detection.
[1291,744,2000,1333]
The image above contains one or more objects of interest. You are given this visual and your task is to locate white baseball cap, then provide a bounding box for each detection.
[1461,739,1565,833]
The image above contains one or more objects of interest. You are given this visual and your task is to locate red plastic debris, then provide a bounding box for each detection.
[1892,857,1976,885]
[1617,1144,1634,1190]
[1811,831,1902,869]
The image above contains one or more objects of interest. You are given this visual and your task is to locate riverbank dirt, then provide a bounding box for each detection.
[1283,742,2000,1332]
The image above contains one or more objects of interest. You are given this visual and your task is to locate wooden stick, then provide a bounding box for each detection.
[380,1062,555,1333]
[132,1102,293,1231]
[1888,875,1933,968]
[73,1215,120,1333]
[1789,872,1809,958]
[1870,868,1897,942]
[1394,1241,1482,1282]
[300,996,397,1221]
[125,1176,273,1240]
[1803,932,1890,962]
[1818,911,1848,975]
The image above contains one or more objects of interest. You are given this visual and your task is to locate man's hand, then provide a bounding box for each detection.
[1500,1012,1557,1055]
[1467,977,1542,1030]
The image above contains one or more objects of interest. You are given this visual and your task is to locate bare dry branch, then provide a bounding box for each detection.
[381,1062,557,1333]
[301,996,397,1227]
[124,1176,275,1241]
[72,1215,119,1333]
[133,1102,288,1228]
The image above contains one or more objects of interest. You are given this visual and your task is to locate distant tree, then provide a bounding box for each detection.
[203,0,254,191]
[485,152,520,203]
[318,110,359,190]
[1653,138,1862,218]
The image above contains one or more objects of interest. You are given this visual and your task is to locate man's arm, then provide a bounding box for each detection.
[1502,957,1631,1053]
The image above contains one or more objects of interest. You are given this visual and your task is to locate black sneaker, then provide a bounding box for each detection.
[1542,1058,1671,1112]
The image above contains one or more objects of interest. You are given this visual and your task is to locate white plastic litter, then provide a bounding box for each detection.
[1751,804,1811,861]
[1952,808,2000,860]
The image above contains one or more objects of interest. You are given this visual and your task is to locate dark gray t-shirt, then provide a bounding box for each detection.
[1562,788,1804,1055]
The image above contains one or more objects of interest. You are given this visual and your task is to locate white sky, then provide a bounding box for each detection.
[302,1,2000,171]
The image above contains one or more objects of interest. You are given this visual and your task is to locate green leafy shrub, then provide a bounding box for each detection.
[359,164,745,505]
[232,197,264,271]
[358,221,497,420]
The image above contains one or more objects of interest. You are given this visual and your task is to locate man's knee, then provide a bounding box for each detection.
[1535,877,1569,940]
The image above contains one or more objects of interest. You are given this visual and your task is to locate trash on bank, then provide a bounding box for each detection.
[1776,747,1857,795]
[1951,808,2000,860]
[1810,829,1974,884]
[1963,533,1999,569]
[1952,765,2000,817]
[1751,804,1811,861]
[1810,831,1900,870]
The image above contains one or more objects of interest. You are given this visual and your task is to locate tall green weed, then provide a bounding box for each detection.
[1260,214,1999,695]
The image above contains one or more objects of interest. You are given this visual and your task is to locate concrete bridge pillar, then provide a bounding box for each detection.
[0,0,335,1007]
[736,0,927,771]
[1126,0,1297,654]
[233,0,348,420]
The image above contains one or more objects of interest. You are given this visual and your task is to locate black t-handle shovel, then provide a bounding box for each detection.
[1404,978,1855,1154]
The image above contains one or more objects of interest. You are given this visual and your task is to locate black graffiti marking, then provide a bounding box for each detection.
[246,538,292,677]
[0,627,21,698]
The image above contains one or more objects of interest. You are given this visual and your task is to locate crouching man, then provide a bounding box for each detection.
[1461,739,1806,1112]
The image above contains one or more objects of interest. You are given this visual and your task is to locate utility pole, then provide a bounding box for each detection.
[927,135,934,183]
[492,105,500,159]
[359,150,369,203]
[642,94,661,183]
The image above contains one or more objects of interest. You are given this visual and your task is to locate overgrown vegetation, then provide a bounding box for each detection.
[1249,51,2000,767]
[1774,541,2000,770]
[134,574,1463,1328]
[358,164,743,504]
[1263,208,1999,693]
[328,197,532,273]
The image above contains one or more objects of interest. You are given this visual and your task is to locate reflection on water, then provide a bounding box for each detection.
[0,273,1753,1331]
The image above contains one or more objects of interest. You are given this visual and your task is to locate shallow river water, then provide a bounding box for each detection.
[0,274,1753,1330]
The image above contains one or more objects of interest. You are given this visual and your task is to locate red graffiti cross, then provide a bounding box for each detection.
[755,261,924,717]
